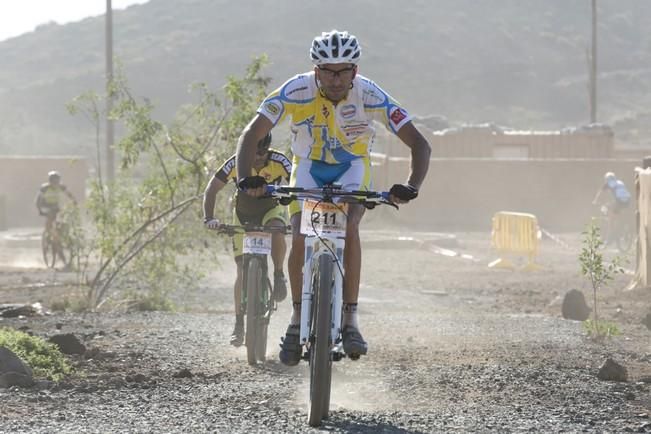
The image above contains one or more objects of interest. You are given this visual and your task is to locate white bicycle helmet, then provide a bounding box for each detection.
[310,30,361,65]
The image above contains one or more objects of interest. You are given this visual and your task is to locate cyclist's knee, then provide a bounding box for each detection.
[265,217,284,228]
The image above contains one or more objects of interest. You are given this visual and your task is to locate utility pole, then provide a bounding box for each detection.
[590,0,597,124]
[105,0,115,181]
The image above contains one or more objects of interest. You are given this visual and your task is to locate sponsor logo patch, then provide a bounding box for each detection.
[340,104,356,119]
[286,86,308,97]
[390,107,407,125]
[264,101,281,116]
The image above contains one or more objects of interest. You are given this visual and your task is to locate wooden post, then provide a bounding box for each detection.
[106,0,115,182]
[589,0,598,124]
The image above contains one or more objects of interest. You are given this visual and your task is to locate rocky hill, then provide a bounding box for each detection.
[1,0,650,155]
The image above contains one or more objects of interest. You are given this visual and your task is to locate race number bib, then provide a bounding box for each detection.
[243,232,272,254]
[300,200,348,236]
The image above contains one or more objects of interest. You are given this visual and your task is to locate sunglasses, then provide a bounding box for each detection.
[317,65,356,80]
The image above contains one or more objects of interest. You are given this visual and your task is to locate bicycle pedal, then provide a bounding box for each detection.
[332,351,345,362]
[348,353,361,361]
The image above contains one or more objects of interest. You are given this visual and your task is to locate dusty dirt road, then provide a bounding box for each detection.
[0,227,650,433]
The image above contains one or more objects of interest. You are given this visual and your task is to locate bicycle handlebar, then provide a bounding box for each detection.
[208,223,291,236]
[264,185,398,210]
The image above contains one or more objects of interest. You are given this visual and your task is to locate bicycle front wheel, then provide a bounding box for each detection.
[41,230,56,268]
[254,275,271,362]
[245,257,267,365]
[58,224,75,270]
[308,254,334,427]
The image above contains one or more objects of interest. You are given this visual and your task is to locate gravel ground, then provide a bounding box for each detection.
[0,229,650,433]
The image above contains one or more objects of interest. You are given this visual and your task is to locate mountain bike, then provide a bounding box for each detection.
[41,211,75,270]
[594,204,634,253]
[266,184,395,426]
[212,223,290,365]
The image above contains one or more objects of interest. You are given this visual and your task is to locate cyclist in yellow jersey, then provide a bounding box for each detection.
[36,171,77,268]
[203,133,292,346]
[236,30,431,365]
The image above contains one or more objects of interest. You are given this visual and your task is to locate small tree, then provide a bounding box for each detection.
[578,220,624,338]
[66,56,271,309]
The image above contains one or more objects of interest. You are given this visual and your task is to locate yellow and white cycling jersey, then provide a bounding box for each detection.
[257,72,412,164]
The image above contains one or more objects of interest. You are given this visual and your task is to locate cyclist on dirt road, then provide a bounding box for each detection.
[592,171,632,245]
[36,171,77,268]
[203,133,292,346]
[235,30,431,365]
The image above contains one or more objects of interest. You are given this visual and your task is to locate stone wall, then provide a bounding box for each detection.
[371,157,638,232]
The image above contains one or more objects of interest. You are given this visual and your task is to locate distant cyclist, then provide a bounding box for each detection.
[35,171,77,266]
[592,171,631,244]
[235,30,431,365]
[203,133,292,346]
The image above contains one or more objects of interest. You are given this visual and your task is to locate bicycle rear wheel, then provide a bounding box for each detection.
[308,254,334,427]
[41,230,56,268]
[245,257,267,365]
[616,223,633,253]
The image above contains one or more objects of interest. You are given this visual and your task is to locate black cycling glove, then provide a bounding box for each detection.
[389,183,419,201]
[238,176,267,190]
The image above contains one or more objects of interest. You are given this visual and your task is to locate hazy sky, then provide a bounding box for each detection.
[0,0,149,42]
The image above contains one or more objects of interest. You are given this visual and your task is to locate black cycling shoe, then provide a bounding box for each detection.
[279,324,301,366]
[272,271,288,302]
[342,326,368,358]
[230,323,244,347]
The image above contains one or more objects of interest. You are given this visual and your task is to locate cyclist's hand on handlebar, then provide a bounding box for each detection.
[389,183,418,204]
[204,218,221,229]
[238,176,267,197]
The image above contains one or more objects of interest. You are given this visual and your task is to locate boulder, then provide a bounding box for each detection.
[49,334,86,355]
[561,289,591,321]
[0,346,34,388]
[0,303,43,318]
[642,312,651,330]
[597,358,628,382]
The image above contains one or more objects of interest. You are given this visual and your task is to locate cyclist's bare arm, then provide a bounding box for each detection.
[63,187,77,204]
[395,120,431,191]
[236,114,274,197]
[35,191,45,212]
[203,176,227,223]
[592,187,605,205]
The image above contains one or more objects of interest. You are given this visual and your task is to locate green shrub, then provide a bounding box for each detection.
[127,291,176,312]
[582,319,621,338]
[578,220,624,339]
[0,327,72,381]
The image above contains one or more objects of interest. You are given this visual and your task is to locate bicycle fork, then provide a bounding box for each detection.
[299,236,345,358]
